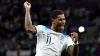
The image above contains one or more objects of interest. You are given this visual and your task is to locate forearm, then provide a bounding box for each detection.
[25,9,33,30]
[73,45,79,56]
[24,1,36,32]
[25,10,32,26]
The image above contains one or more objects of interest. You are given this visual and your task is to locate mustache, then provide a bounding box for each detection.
[59,23,65,26]
[58,25,65,28]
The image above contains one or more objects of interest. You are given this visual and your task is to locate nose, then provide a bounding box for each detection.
[63,20,66,23]
[61,20,66,25]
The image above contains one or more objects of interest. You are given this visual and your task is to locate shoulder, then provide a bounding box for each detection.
[63,34,74,44]
[65,34,71,38]
[35,25,49,31]
[59,33,71,40]
[62,34,71,39]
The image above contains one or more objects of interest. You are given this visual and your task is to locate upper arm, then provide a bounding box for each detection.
[65,36,74,49]
[65,35,75,56]
[35,25,48,35]
[26,25,47,35]
[25,25,36,33]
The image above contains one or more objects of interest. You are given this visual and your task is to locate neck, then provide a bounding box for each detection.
[51,25,61,32]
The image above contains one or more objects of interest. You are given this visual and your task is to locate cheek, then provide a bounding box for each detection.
[53,20,57,24]
[53,21,56,25]
[56,22,61,26]
[54,20,61,26]
[57,21,61,24]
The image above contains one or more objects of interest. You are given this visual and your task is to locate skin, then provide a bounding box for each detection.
[51,14,66,32]
[24,1,79,56]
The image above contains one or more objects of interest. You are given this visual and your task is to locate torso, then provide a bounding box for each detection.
[35,25,68,56]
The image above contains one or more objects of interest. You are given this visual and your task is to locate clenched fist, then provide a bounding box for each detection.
[24,1,31,11]
[71,32,78,44]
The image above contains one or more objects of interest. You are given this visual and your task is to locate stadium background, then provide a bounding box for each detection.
[0,0,100,56]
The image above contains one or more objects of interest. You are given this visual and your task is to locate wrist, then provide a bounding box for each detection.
[74,41,79,45]
[26,9,30,11]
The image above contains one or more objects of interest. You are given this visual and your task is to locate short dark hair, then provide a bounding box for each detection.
[50,10,64,19]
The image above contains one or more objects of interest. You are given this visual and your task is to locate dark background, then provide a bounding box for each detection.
[0,0,100,56]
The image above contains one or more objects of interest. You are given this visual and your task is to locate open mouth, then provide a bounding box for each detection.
[59,24,65,29]
[60,24,65,27]
[60,25,64,28]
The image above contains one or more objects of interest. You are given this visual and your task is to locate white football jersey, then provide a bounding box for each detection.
[35,25,74,56]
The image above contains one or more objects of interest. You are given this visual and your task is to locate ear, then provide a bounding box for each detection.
[51,19,54,23]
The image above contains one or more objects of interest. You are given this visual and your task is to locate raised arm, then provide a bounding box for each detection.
[24,1,36,33]
[68,32,79,56]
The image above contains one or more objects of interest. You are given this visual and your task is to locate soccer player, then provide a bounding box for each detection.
[24,1,79,56]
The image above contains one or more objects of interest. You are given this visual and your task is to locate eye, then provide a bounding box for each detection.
[58,18,63,21]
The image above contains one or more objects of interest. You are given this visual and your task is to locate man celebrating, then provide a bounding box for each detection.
[24,1,79,56]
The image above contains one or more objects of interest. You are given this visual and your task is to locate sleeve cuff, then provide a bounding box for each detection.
[74,41,79,45]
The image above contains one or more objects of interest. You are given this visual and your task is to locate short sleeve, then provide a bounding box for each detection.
[35,25,48,35]
[65,35,74,50]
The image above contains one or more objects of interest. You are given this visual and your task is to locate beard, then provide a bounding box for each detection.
[55,25,65,32]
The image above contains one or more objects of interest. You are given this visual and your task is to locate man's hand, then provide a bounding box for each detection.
[24,1,36,33]
[24,1,31,11]
[68,32,79,56]
[71,32,78,44]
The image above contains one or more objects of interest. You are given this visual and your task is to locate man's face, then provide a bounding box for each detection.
[52,14,66,32]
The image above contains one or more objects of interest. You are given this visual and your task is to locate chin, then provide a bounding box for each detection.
[61,29,64,32]
[60,29,64,32]
[57,27,64,32]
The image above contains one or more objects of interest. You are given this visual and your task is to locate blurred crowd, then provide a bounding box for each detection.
[0,0,100,56]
